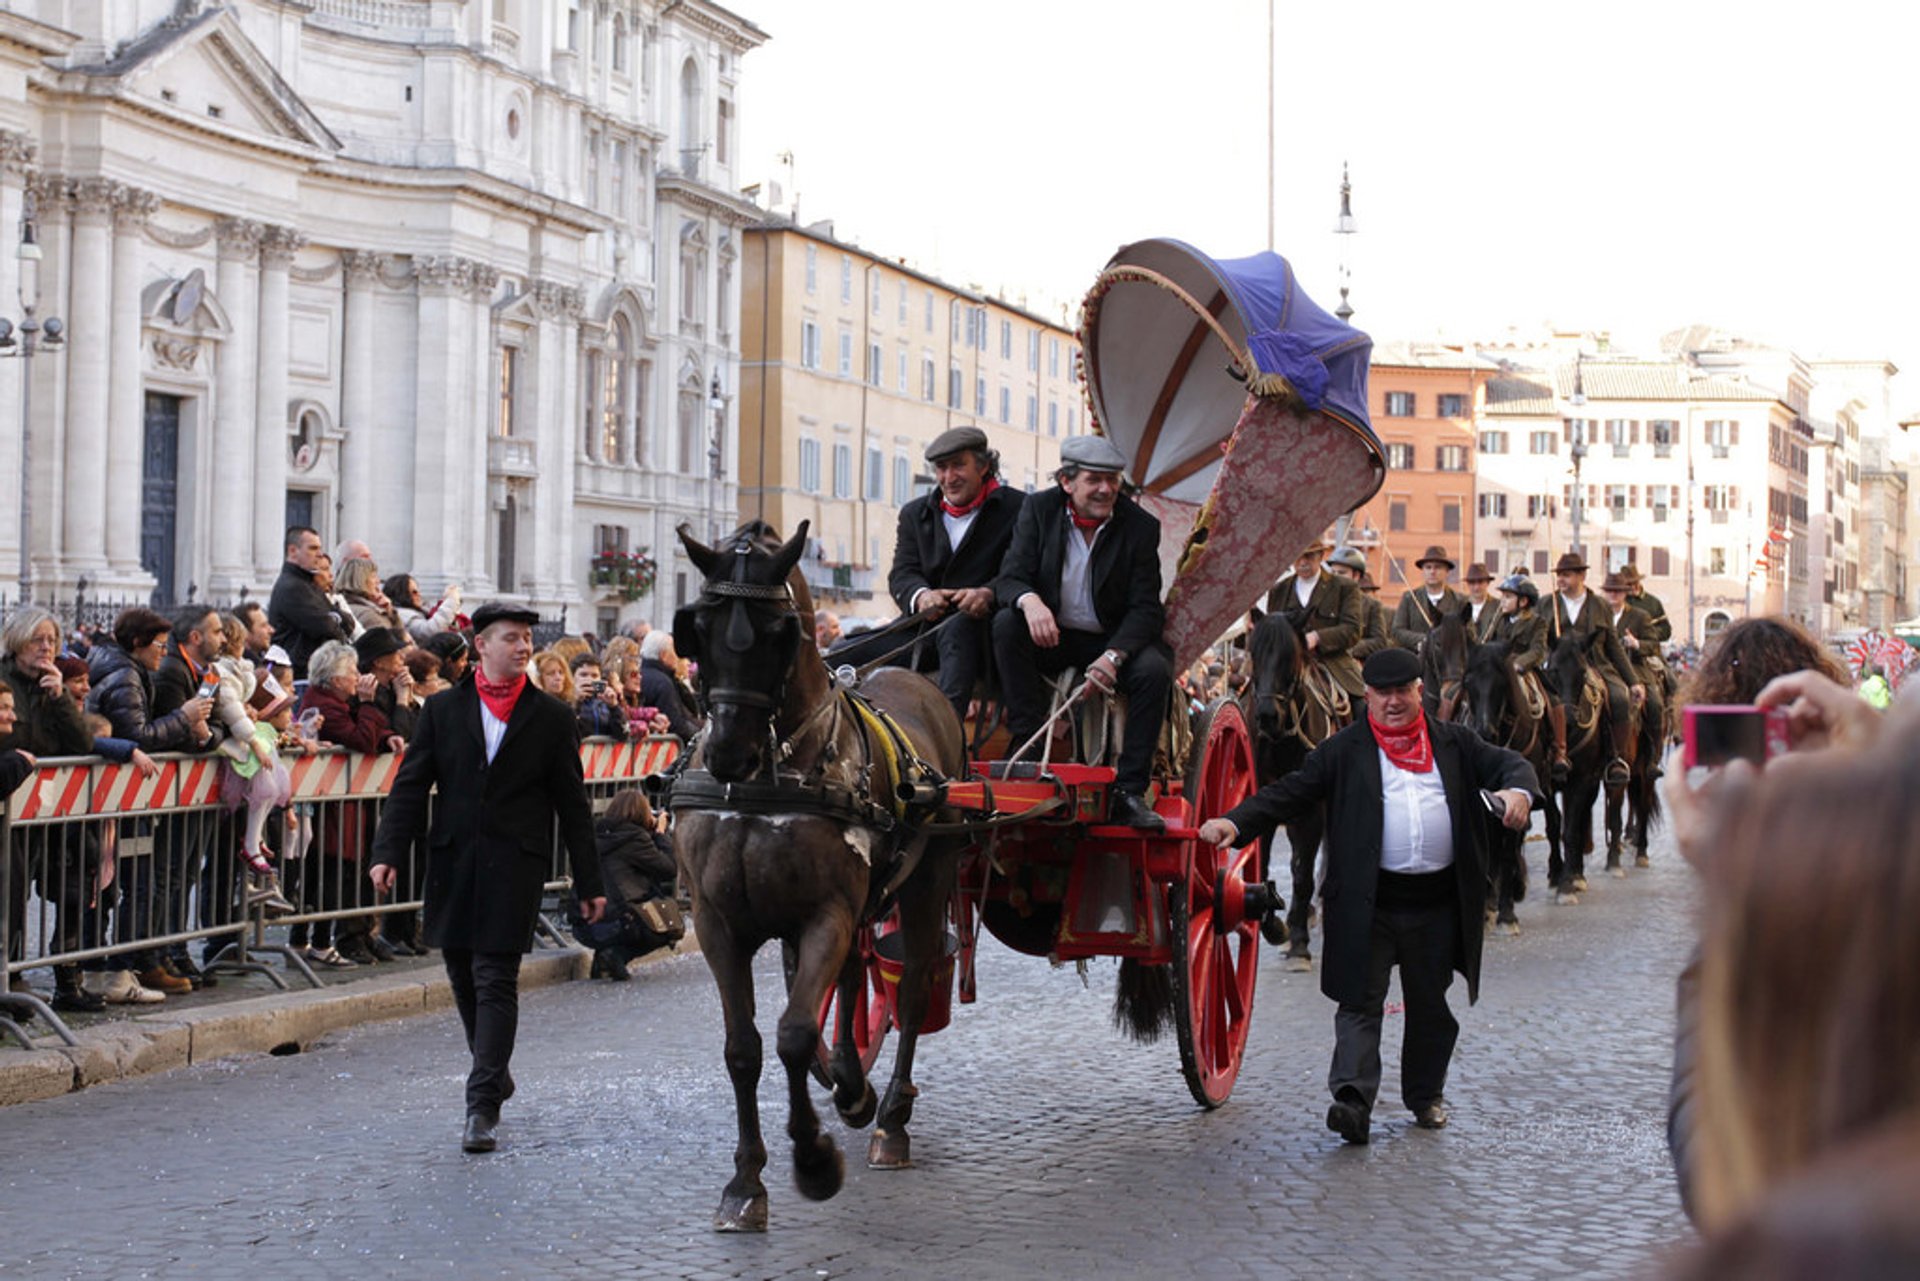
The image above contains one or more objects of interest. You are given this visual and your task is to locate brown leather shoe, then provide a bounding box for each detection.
[1413,1100,1450,1130]
[137,965,193,995]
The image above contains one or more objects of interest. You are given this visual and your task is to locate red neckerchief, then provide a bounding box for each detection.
[1069,506,1106,532]
[474,668,527,723]
[941,476,999,518]
[1369,708,1435,773]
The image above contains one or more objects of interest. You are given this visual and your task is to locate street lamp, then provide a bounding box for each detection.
[707,370,728,540]
[1567,354,1587,561]
[0,185,66,604]
[1333,162,1357,322]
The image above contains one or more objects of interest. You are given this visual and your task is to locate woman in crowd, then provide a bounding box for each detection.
[424,631,471,686]
[1677,615,1848,708]
[290,640,397,968]
[404,648,445,700]
[336,557,401,636]
[571,789,681,979]
[385,572,461,646]
[531,650,575,704]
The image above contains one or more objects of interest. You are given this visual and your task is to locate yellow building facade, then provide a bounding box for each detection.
[739,223,1084,619]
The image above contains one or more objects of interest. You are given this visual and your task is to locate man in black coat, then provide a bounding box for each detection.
[1199,647,1540,1144]
[269,525,349,679]
[369,603,605,1154]
[639,631,699,740]
[993,434,1171,831]
[887,425,1026,720]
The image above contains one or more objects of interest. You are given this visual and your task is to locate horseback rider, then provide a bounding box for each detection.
[1601,571,1667,776]
[1494,573,1561,779]
[1325,546,1391,661]
[1265,540,1367,700]
[1544,552,1643,789]
[1390,545,1466,653]
[1462,563,1501,642]
[887,425,1026,720]
[1619,561,1677,729]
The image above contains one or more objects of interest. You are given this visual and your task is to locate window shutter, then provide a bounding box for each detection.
[1631,421,1641,444]
[1629,485,1639,508]
[1730,422,1740,445]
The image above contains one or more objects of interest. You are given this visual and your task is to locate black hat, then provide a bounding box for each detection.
[353,627,408,665]
[925,425,989,463]
[1414,544,1456,570]
[470,601,541,634]
[1362,647,1423,688]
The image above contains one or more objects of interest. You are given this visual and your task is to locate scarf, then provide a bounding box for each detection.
[1369,708,1434,773]
[1069,506,1106,532]
[940,475,999,518]
[474,668,527,723]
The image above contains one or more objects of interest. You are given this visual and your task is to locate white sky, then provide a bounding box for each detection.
[737,0,1919,404]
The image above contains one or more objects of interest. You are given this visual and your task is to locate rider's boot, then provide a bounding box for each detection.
[1605,708,1633,790]
[1547,700,1571,785]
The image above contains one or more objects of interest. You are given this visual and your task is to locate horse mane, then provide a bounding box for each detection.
[1249,609,1305,678]
[1425,608,1472,683]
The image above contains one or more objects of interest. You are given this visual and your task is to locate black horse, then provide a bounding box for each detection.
[1454,636,1559,935]
[670,521,966,1231]
[1540,629,1615,904]
[1602,679,1663,877]
[1244,607,1352,971]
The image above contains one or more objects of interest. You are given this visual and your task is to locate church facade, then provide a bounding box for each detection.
[0,0,763,635]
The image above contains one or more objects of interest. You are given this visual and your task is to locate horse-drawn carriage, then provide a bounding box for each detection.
[665,239,1383,1231]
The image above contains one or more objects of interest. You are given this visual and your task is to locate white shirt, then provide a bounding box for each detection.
[907,506,983,613]
[1559,590,1588,626]
[481,700,509,763]
[1057,520,1106,633]
[1377,749,1455,873]
[1293,571,1319,609]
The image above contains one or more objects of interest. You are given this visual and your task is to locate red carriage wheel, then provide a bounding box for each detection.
[782,927,893,1089]
[1172,698,1262,1109]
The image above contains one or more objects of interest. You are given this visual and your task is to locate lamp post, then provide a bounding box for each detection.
[1567,355,1587,560]
[707,370,728,541]
[1333,162,1357,322]
[0,184,66,604]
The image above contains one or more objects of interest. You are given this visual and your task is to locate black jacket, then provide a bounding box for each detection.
[269,560,349,678]
[0,653,91,757]
[593,817,678,915]
[1222,716,1540,1007]
[370,680,601,952]
[889,483,1026,612]
[85,643,201,754]
[1546,592,1639,688]
[640,658,698,740]
[994,487,1167,661]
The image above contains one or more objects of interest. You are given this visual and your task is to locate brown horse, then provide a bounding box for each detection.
[669,521,966,1232]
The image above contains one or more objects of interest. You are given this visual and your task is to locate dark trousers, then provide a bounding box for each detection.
[929,614,991,720]
[1328,900,1460,1114]
[443,948,522,1119]
[991,611,1171,794]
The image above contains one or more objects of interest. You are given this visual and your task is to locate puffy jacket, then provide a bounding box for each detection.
[593,818,679,913]
[84,643,203,753]
[1,652,94,757]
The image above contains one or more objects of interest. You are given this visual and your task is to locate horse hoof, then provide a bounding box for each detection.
[1572,876,1588,893]
[1287,954,1313,973]
[793,1136,845,1202]
[713,1192,770,1233]
[1635,854,1651,869]
[1609,866,1627,880]
[868,1127,912,1170]
[1555,891,1580,906]
[837,1081,878,1130]
[1498,920,1521,937]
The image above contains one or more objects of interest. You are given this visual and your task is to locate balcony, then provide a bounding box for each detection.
[488,435,538,478]
[1652,506,1669,523]
[803,563,875,603]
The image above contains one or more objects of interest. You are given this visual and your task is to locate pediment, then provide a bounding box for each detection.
[83,7,340,154]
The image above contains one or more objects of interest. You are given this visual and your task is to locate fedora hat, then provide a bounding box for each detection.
[1463,562,1493,583]
[1600,572,1633,593]
[1414,545,1456,570]
[1552,551,1588,574]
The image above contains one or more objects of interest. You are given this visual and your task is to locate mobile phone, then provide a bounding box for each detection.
[1681,705,1789,769]
[1478,789,1507,818]
[196,678,218,700]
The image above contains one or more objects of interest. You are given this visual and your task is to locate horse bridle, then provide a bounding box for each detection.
[696,575,797,713]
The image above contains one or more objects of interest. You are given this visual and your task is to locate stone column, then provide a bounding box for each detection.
[527,279,584,606]
[253,225,303,581]
[0,133,32,595]
[60,178,117,578]
[409,256,470,590]
[106,186,160,582]
[464,263,501,594]
[209,217,262,594]
[337,249,380,547]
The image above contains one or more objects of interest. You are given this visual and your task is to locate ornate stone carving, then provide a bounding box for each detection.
[531,279,587,321]
[145,220,216,250]
[216,217,265,257]
[112,186,161,233]
[290,258,341,284]
[260,225,307,269]
[341,249,383,285]
[467,262,501,301]
[0,130,37,177]
[68,177,122,221]
[413,254,475,293]
[151,335,203,370]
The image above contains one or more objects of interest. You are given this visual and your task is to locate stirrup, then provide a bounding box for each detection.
[1604,756,1630,786]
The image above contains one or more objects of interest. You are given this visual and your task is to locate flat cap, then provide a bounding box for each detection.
[1362,646,1424,688]
[1059,434,1128,473]
[471,601,541,634]
[925,425,989,463]
[353,626,408,665]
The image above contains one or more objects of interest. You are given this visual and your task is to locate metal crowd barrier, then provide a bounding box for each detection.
[0,735,681,1048]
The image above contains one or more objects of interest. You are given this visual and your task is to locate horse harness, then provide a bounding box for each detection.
[1259,662,1350,751]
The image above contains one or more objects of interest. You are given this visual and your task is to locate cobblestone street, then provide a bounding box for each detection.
[1,810,1696,1280]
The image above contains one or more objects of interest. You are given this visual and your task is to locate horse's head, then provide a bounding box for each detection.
[674,519,813,782]
[1424,608,1472,690]
[1247,606,1305,740]
[1544,627,1605,708]
[1462,638,1516,742]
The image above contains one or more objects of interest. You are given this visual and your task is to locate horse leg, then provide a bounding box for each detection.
[701,924,771,1233]
[1604,784,1626,878]
[1494,828,1522,937]
[777,918,850,1204]
[1285,816,1320,972]
[870,872,949,1170]
[826,948,877,1129]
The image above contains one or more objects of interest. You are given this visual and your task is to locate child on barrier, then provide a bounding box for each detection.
[570,789,683,979]
[216,703,298,917]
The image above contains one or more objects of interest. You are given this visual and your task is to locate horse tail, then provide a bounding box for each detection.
[1112,957,1176,1044]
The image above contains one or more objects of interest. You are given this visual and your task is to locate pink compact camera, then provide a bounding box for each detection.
[1681,704,1790,769]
